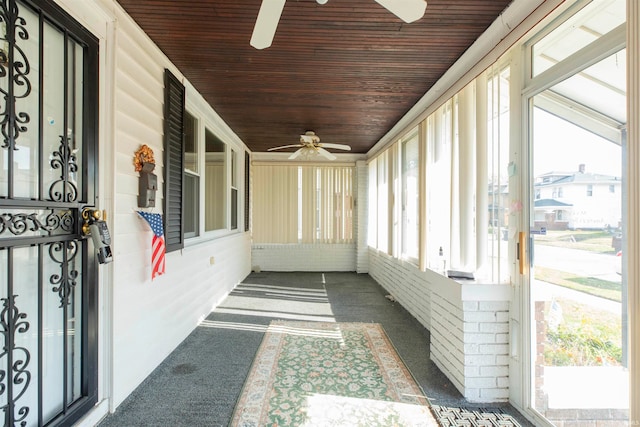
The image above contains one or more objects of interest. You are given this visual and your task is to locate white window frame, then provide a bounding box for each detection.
[184,98,246,243]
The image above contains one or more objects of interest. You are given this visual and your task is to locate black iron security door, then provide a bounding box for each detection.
[0,1,99,426]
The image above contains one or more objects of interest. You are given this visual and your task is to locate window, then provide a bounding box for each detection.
[184,111,199,238]
[163,69,185,252]
[252,165,298,243]
[168,82,244,242]
[377,150,390,253]
[252,165,354,244]
[610,184,615,193]
[426,102,453,271]
[401,128,419,260]
[231,150,238,230]
[300,166,353,243]
[205,129,226,231]
[485,66,510,283]
[369,64,510,282]
[530,0,625,78]
[558,187,564,198]
[367,158,378,248]
[587,184,593,196]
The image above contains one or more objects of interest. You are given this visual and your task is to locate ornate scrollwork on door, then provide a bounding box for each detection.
[49,135,79,202]
[0,209,75,237]
[0,0,32,151]
[0,295,32,425]
[48,240,79,307]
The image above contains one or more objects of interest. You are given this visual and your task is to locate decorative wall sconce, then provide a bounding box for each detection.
[133,145,157,207]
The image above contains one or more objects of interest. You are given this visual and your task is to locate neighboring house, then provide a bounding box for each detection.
[534,164,621,230]
[488,182,509,228]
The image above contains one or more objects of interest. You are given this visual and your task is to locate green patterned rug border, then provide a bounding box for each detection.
[231,321,438,426]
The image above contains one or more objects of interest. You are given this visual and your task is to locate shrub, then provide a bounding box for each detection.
[544,321,622,366]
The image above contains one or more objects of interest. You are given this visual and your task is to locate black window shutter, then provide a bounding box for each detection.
[163,69,185,252]
[245,151,250,232]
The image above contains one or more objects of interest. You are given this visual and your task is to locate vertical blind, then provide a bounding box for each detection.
[253,164,354,244]
[252,165,298,243]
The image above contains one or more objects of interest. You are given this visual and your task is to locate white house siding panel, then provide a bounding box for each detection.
[101,4,252,409]
[251,244,356,272]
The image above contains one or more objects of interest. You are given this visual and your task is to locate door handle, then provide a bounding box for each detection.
[518,231,525,275]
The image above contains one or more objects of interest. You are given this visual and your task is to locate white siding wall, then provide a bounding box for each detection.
[110,12,252,408]
[55,0,253,414]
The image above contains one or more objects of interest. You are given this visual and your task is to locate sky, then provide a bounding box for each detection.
[533,108,622,177]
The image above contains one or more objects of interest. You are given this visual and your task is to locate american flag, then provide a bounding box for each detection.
[137,211,166,279]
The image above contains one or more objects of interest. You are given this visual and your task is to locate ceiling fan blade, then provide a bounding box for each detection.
[374,0,427,23]
[250,0,286,49]
[319,143,351,151]
[317,147,337,160]
[288,148,304,160]
[267,144,303,151]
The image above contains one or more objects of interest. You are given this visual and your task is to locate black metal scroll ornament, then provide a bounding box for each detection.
[49,135,79,202]
[0,0,32,151]
[0,210,75,236]
[0,295,32,426]
[48,240,79,307]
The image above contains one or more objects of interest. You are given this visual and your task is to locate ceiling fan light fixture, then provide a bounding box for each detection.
[316,0,328,4]
[374,0,427,23]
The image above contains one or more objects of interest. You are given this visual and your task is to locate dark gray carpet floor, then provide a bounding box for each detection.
[97,272,534,427]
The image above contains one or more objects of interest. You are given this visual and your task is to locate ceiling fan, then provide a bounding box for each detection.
[250,0,428,49]
[267,131,351,160]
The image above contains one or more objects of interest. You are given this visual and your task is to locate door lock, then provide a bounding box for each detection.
[82,208,113,264]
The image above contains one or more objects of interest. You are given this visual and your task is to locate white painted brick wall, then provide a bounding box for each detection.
[368,248,432,329]
[251,244,356,271]
[368,247,510,403]
[431,292,465,391]
[445,293,509,403]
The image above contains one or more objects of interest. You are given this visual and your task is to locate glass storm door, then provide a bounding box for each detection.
[528,51,627,426]
[524,3,627,424]
[0,1,99,426]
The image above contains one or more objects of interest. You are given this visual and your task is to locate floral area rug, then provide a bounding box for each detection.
[231,320,438,426]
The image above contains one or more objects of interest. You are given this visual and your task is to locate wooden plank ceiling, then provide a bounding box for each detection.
[115,0,513,154]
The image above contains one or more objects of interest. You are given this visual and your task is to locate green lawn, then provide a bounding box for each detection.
[535,266,622,302]
[533,229,623,367]
[534,229,617,254]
